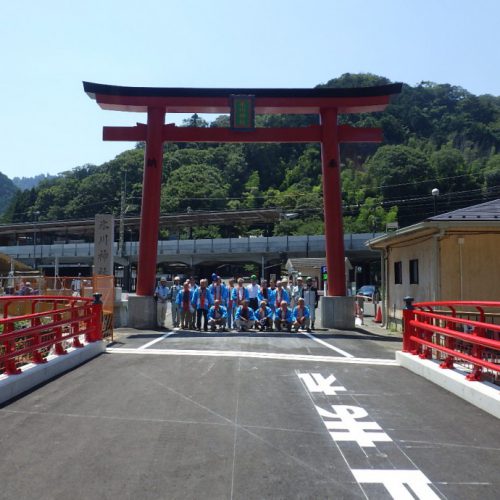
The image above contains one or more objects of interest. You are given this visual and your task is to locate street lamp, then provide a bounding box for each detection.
[431,188,440,216]
[186,206,193,239]
[33,210,40,269]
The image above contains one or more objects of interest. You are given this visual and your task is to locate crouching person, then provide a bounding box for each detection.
[274,301,293,332]
[235,300,255,332]
[255,300,273,331]
[292,298,310,332]
[208,300,227,332]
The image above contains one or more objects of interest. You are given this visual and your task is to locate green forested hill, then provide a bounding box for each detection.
[0,173,18,215]
[3,73,500,235]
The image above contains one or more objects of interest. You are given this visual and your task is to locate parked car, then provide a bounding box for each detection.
[356,285,379,299]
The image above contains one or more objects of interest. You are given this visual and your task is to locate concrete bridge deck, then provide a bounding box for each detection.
[0,233,379,267]
[0,327,498,499]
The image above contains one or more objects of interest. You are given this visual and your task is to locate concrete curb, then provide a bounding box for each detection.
[396,351,500,419]
[0,341,106,406]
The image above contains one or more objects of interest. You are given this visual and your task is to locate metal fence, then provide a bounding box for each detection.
[403,299,500,384]
[0,295,103,376]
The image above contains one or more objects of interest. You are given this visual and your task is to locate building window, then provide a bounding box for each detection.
[394,261,402,284]
[409,259,419,284]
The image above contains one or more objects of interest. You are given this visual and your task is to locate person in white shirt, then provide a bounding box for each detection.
[71,274,82,297]
[154,277,170,329]
[246,274,260,310]
[303,277,319,330]
[291,276,304,308]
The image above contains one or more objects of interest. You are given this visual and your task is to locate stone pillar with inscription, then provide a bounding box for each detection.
[94,214,114,275]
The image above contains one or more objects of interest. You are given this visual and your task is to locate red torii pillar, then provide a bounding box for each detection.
[137,107,165,296]
[321,107,345,296]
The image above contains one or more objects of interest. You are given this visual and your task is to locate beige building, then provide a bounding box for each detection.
[368,199,500,326]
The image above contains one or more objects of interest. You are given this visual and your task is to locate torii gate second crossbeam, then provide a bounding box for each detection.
[83,82,401,328]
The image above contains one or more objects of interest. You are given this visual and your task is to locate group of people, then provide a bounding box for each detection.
[154,274,319,333]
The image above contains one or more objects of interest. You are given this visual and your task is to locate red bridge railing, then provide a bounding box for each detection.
[403,298,500,383]
[0,294,103,376]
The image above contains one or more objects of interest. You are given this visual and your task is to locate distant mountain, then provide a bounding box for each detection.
[12,173,56,191]
[0,172,18,214]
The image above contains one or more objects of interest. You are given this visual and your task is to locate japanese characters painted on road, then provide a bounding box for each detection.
[298,371,441,500]
[298,372,346,396]
[94,214,114,275]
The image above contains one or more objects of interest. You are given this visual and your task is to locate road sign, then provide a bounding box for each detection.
[321,265,327,281]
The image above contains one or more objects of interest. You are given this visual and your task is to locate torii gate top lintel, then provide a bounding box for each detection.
[84,81,402,298]
[83,81,402,114]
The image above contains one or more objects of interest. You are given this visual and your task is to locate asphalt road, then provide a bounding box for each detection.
[0,327,498,500]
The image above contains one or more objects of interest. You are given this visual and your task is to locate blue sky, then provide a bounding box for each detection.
[1,0,498,179]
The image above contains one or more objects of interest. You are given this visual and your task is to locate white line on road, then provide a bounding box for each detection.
[106,347,398,366]
[300,331,355,358]
[138,331,176,350]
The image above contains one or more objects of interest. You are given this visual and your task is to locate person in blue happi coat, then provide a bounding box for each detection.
[208,276,229,307]
[231,277,249,308]
[255,300,273,331]
[207,299,228,332]
[257,279,275,312]
[192,279,213,331]
[274,300,293,332]
[272,280,290,311]
[176,281,196,330]
[292,297,311,332]
[234,299,256,332]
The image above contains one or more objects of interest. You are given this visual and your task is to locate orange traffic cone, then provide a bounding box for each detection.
[373,304,382,323]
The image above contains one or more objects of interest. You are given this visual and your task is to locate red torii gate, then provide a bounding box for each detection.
[84,82,401,309]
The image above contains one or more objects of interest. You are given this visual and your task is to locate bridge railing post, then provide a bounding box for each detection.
[90,293,103,342]
[403,296,415,353]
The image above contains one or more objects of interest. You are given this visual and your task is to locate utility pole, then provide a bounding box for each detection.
[119,173,127,257]
[33,210,40,269]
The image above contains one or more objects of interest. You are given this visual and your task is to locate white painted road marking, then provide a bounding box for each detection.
[299,331,355,358]
[352,469,441,500]
[317,405,392,447]
[106,347,399,366]
[297,373,347,396]
[299,372,444,499]
[138,332,176,350]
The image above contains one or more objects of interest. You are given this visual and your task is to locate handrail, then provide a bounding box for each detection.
[403,298,500,382]
[0,295,103,376]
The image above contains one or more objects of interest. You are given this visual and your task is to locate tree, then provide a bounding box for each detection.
[343,197,398,233]
[181,113,208,128]
[161,164,229,213]
[366,145,434,201]
[484,154,500,189]
[0,172,18,215]
[430,146,478,193]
